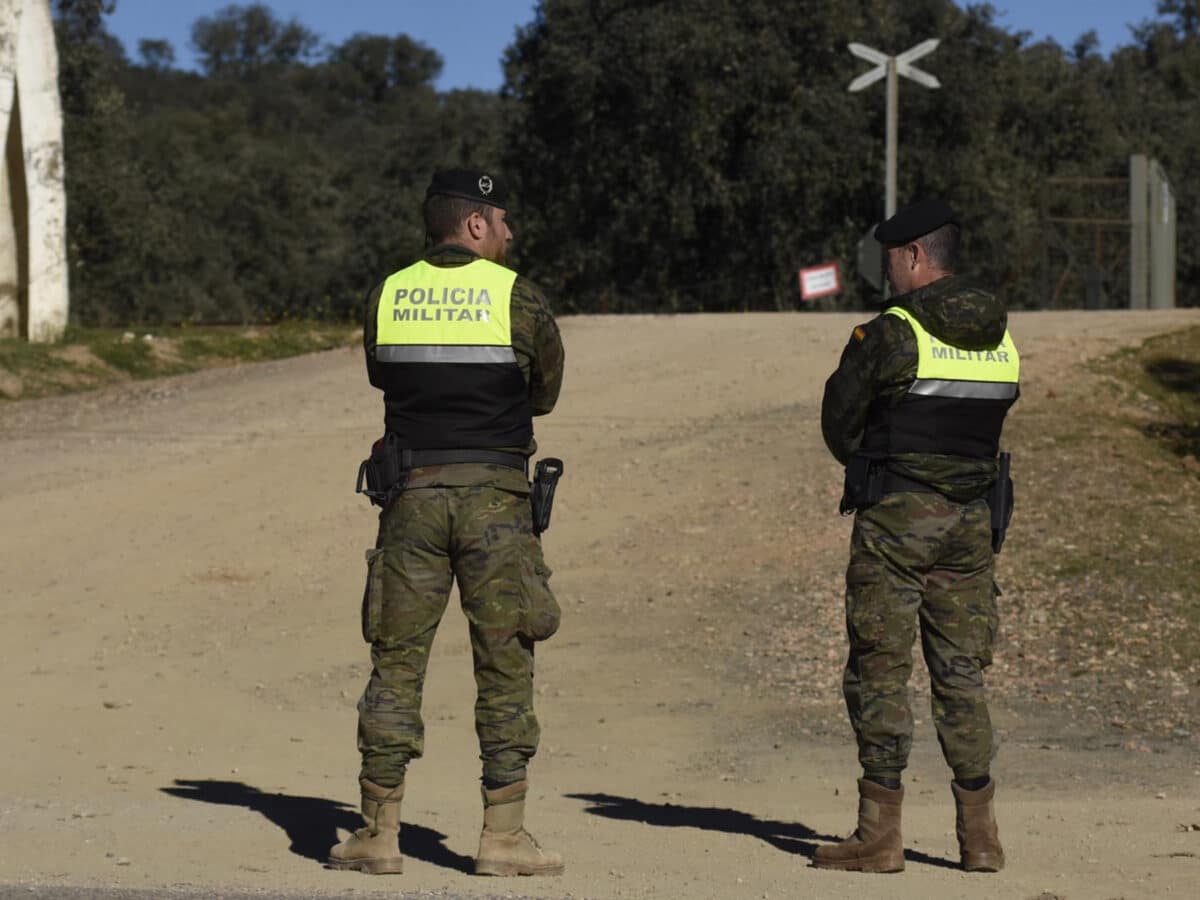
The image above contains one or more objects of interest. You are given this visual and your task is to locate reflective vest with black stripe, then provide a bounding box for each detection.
[374,258,532,449]
[860,306,1020,459]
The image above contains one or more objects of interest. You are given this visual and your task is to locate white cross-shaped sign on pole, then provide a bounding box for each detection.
[848,39,940,220]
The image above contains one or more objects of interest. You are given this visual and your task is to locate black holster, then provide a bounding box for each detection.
[356,433,406,507]
[839,452,886,515]
[530,457,564,536]
[987,451,1015,553]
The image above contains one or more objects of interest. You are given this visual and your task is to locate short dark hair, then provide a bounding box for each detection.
[423,194,493,243]
[917,223,960,272]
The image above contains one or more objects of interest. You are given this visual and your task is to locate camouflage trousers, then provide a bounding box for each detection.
[356,485,561,788]
[842,491,998,781]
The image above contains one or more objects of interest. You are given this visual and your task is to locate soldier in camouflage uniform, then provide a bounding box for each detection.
[815,198,1018,874]
[329,169,565,877]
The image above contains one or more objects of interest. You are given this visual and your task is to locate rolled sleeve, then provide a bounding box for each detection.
[512,277,564,416]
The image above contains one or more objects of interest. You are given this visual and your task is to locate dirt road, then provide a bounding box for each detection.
[2,310,1199,899]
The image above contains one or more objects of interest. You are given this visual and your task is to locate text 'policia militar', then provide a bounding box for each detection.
[391,286,495,322]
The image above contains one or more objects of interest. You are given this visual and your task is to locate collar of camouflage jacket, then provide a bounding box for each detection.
[890,275,1008,351]
[424,243,481,266]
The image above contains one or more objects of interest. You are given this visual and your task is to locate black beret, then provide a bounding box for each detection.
[426,168,508,210]
[874,197,959,244]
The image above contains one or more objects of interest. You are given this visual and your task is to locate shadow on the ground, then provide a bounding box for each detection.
[567,791,959,870]
[1146,357,1200,398]
[1142,420,1200,457]
[1143,357,1200,458]
[161,778,473,873]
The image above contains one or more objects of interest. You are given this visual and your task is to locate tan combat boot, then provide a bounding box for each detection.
[327,778,404,874]
[813,779,905,873]
[474,780,564,876]
[952,779,1005,872]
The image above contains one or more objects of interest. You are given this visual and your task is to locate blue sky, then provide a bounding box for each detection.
[105,1,1167,91]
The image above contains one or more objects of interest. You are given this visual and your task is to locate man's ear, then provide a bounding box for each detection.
[466,211,487,240]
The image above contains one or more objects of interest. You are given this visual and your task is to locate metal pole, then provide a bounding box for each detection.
[885,58,898,219]
[847,39,938,297]
[1129,154,1148,309]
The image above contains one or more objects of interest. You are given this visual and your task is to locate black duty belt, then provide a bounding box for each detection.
[881,470,938,494]
[400,449,528,472]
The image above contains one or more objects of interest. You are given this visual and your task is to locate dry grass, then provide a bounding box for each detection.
[0,323,360,401]
[986,325,1200,743]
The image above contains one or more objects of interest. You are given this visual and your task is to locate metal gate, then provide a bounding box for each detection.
[1039,156,1176,310]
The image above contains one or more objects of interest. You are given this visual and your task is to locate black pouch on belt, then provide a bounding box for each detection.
[356,433,406,507]
[839,452,886,515]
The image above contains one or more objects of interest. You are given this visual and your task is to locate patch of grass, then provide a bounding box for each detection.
[1103,324,1200,458]
[0,336,61,377]
[88,334,160,378]
[996,325,1200,740]
[174,322,357,363]
[0,322,359,402]
[0,333,93,398]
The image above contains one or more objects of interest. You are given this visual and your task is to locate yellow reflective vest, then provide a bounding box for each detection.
[376,259,518,361]
[373,258,531,449]
[861,306,1020,459]
[886,306,1020,399]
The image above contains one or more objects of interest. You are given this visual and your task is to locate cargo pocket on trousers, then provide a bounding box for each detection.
[361,548,385,643]
[980,582,1001,669]
[845,566,889,650]
[519,557,561,642]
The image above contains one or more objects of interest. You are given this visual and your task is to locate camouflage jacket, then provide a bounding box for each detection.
[820,275,1013,502]
[363,244,565,492]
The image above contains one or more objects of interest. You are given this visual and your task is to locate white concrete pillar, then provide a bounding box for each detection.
[1129,154,1149,311]
[1148,159,1177,309]
[1,0,68,342]
[0,2,20,337]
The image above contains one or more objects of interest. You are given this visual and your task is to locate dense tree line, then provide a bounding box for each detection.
[54,0,506,324]
[53,0,1199,324]
[504,0,1200,312]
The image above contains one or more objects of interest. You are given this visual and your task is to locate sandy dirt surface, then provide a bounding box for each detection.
[2,310,1199,900]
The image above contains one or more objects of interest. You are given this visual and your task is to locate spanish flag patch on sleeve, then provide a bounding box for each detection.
[852,326,867,343]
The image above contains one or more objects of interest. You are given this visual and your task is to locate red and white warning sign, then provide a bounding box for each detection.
[798,262,842,300]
